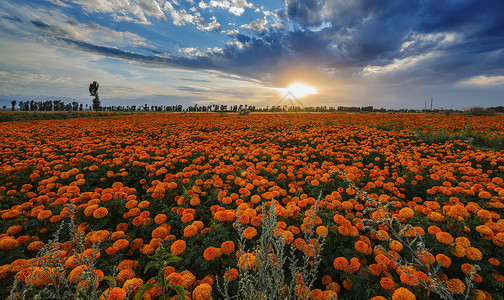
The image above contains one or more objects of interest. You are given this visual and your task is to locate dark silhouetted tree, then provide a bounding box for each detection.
[11,100,16,111]
[89,81,100,111]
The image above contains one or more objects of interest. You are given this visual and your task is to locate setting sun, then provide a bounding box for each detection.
[275,82,318,99]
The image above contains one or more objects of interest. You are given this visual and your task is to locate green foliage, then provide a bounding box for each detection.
[136,244,185,300]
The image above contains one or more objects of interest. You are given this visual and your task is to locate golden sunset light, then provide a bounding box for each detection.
[275,82,318,99]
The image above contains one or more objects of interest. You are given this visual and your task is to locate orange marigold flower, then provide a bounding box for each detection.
[455,236,471,248]
[113,239,130,250]
[203,247,222,261]
[68,265,87,283]
[354,240,370,254]
[183,225,198,238]
[170,239,186,256]
[0,237,19,250]
[389,240,404,252]
[193,283,213,300]
[27,241,45,251]
[102,287,127,300]
[435,232,454,244]
[399,207,414,219]
[333,257,349,271]
[220,241,235,255]
[242,227,257,240]
[25,267,55,286]
[223,268,239,282]
[446,278,465,294]
[478,191,491,199]
[492,273,504,282]
[465,247,482,261]
[123,278,143,293]
[116,268,135,283]
[321,275,332,285]
[435,254,451,268]
[181,213,195,223]
[489,258,500,266]
[392,287,416,300]
[380,277,395,290]
[238,253,257,270]
[93,207,108,219]
[154,214,167,224]
[151,226,168,239]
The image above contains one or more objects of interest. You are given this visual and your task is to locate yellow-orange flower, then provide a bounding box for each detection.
[193,283,212,300]
[392,287,416,300]
[446,278,465,294]
[170,239,186,256]
[435,232,454,244]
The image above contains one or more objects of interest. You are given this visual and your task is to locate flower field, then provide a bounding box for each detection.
[1,113,504,300]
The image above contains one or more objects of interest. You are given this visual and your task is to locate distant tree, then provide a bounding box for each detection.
[18,101,24,111]
[89,81,100,111]
[2,105,6,111]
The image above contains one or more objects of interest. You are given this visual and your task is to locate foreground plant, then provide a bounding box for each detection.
[218,196,332,300]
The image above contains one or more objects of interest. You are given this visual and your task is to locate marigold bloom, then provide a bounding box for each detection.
[102,287,127,300]
[193,283,213,300]
[224,268,239,282]
[0,237,19,250]
[392,287,416,300]
[220,241,235,255]
[446,278,465,294]
[399,207,414,218]
[93,207,108,218]
[27,241,45,251]
[116,268,135,283]
[242,227,257,240]
[435,254,451,268]
[380,277,395,290]
[489,258,500,266]
[123,278,143,293]
[184,224,198,238]
[435,232,454,244]
[333,257,349,271]
[465,247,482,261]
[170,239,186,256]
[203,247,222,261]
[151,226,168,239]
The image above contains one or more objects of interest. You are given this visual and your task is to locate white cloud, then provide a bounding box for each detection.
[164,2,220,31]
[361,52,440,76]
[0,70,71,87]
[46,0,72,7]
[242,18,267,33]
[198,16,221,31]
[178,46,224,57]
[222,29,238,35]
[198,1,209,9]
[458,75,504,86]
[0,2,150,47]
[400,32,459,53]
[207,0,253,16]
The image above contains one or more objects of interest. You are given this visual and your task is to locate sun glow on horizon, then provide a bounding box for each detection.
[275,82,318,99]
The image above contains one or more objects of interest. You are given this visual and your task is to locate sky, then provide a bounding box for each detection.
[0,0,503,109]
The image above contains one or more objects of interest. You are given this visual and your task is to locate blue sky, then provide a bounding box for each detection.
[0,0,503,109]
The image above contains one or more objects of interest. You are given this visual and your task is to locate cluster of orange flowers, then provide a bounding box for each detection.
[0,113,503,299]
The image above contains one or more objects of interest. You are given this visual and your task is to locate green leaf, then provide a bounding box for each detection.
[144,260,158,274]
[101,276,116,284]
[165,253,182,265]
[135,283,153,300]
[171,285,186,300]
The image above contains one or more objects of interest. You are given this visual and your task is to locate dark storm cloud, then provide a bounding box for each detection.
[285,0,324,26]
